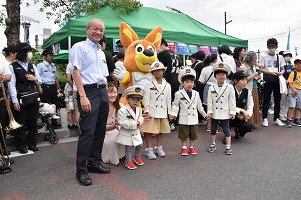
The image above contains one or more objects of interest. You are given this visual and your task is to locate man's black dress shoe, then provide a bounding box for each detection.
[76,173,92,186]
[87,163,111,174]
[28,145,39,152]
[18,148,28,154]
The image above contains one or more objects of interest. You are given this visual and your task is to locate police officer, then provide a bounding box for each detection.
[37,49,61,126]
[8,43,42,154]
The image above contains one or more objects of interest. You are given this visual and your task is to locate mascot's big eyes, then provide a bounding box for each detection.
[147,45,155,52]
[135,44,144,54]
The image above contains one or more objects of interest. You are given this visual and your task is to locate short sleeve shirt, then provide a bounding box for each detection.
[287,71,301,90]
[259,54,285,72]
[70,38,108,85]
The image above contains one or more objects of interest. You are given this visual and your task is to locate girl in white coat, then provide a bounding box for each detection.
[140,62,172,159]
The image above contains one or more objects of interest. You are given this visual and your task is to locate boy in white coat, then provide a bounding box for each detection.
[169,68,207,156]
[141,61,172,159]
[116,86,144,170]
[207,62,236,155]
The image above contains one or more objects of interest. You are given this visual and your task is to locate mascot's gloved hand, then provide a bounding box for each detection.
[113,61,127,81]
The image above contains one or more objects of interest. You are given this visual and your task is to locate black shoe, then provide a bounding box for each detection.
[87,163,111,174]
[76,173,92,186]
[28,145,39,152]
[68,125,73,130]
[18,147,28,154]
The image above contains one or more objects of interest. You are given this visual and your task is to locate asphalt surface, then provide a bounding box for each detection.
[1,118,301,200]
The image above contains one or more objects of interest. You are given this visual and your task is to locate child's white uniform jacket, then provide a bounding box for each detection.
[144,79,172,118]
[116,104,144,146]
[170,89,206,125]
[207,83,236,120]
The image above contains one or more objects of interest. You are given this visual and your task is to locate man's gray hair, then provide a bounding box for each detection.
[86,19,104,29]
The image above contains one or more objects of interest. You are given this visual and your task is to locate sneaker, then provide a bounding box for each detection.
[292,120,301,127]
[268,109,274,115]
[189,147,197,155]
[144,148,156,160]
[273,118,285,127]
[216,130,221,134]
[133,156,144,166]
[279,115,286,121]
[262,118,268,127]
[206,127,211,132]
[125,161,137,170]
[208,144,216,153]
[181,147,188,156]
[170,123,176,131]
[154,146,165,157]
[51,114,60,119]
[285,120,292,128]
[225,148,233,155]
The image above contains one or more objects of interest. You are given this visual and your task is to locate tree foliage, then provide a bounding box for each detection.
[29,0,143,23]
[2,0,142,46]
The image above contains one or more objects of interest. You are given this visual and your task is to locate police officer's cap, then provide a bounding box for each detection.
[15,42,32,52]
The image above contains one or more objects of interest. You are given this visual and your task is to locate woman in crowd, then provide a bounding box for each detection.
[239,51,261,124]
[233,47,246,71]
[101,82,125,165]
[3,45,17,66]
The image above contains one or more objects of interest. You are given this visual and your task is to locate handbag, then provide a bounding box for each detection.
[279,75,287,94]
[18,88,40,105]
[263,55,280,84]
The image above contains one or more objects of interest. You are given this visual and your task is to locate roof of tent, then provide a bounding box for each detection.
[43,6,248,49]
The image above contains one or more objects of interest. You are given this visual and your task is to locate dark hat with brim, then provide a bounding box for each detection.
[15,42,32,52]
[233,70,248,80]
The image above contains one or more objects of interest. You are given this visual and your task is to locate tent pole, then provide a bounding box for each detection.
[68,36,71,62]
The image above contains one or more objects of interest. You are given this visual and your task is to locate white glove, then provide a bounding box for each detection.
[113,62,127,81]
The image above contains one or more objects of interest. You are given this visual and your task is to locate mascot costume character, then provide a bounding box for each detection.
[113,22,162,104]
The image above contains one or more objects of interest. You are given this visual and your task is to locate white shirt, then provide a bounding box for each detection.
[66,62,77,91]
[258,53,285,72]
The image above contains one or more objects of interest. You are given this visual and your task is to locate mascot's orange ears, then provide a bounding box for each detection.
[119,22,162,50]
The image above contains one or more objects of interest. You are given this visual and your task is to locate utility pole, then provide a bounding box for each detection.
[224,12,232,35]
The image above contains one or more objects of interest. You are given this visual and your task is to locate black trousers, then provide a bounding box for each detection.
[262,82,281,121]
[230,118,253,137]
[76,87,109,174]
[40,84,57,105]
[12,101,39,149]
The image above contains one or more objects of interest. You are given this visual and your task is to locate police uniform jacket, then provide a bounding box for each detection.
[116,104,144,146]
[144,79,172,118]
[170,89,206,125]
[207,83,236,120]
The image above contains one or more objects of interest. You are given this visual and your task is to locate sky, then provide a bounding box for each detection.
[1,0,301,55]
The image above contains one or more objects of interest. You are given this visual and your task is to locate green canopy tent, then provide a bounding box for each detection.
[43,6,248,50]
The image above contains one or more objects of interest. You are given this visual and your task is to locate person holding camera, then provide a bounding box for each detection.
[239,51,261,125]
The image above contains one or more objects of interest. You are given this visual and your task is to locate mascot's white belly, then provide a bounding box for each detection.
[132,72,153,89]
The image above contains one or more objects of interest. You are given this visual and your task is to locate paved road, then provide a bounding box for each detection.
[1,119,301,200]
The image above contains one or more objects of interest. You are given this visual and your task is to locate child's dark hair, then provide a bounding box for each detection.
[182,75,195,82]
[107,82,121,111]
[267,38,278,46]
[2,45,16,56]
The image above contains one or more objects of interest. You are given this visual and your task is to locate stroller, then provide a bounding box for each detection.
[38,111,59,144]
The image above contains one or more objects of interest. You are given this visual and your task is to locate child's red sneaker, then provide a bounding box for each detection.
[133,156,144,166]
[125,161,137,170]
[189,147,198,155]
[181,147,188,156]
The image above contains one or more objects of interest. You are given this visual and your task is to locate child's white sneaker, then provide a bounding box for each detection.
[154,146,165,157]
[52,114,60,119]
[262,118,268,127]
[144,148,156,159]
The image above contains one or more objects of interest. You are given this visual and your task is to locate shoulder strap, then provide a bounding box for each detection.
[219,55,224,62]
[293,70,297,81]
[276,54,279,72]
[204,72,213,85]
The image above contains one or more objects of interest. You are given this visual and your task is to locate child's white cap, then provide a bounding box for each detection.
[149,61,166,73]
[124,86,144,99]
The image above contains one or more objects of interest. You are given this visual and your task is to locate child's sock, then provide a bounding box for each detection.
[226,144,231,150]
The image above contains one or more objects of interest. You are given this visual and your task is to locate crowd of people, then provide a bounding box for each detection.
[1,19,301,187]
